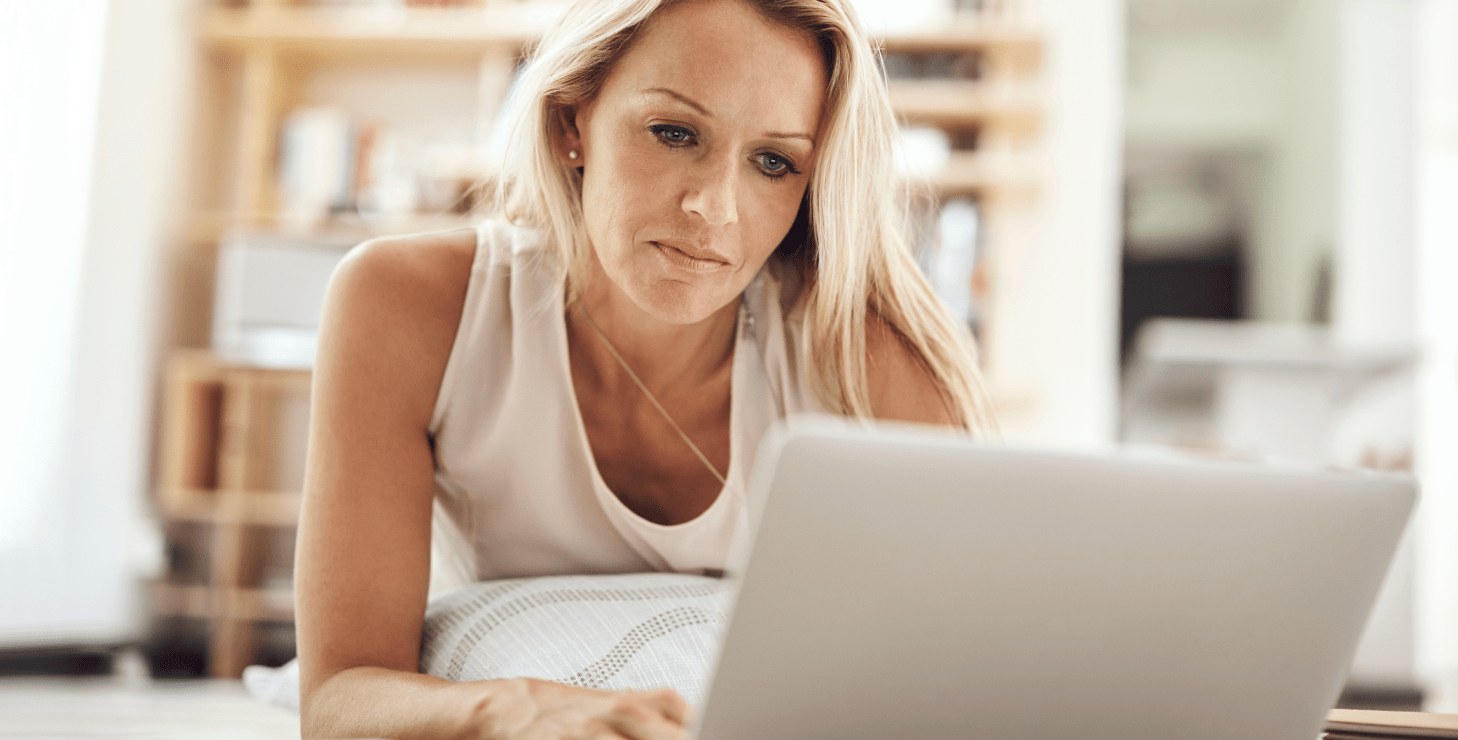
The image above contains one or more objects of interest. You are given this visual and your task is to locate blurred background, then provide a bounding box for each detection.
[0,0,1455,720]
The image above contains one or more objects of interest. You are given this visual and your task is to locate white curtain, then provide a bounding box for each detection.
[0,5,110,549]
[1415,0,1458,701]
[0,0,184,646]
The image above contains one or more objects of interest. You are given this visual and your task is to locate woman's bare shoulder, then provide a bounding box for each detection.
[864,313,957,427]
[315,228,478,424]
[332,228,477,321]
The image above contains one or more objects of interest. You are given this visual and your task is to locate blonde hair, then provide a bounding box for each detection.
[495,0,997,433]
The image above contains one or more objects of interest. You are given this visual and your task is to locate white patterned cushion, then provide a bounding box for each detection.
[244,572,732,712]
[421,572,732,706]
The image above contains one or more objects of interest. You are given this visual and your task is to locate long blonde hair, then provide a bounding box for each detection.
[495,0,997,433]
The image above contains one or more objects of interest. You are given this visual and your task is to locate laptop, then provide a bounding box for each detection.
[691,420,1415,740]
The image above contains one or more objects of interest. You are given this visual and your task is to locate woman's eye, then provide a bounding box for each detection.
[650,124,695,147]
[755,152,799,178]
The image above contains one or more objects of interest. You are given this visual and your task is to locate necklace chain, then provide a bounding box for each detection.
[575,301,729,486]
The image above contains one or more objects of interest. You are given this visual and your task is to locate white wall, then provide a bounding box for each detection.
[1125,33,1281,148]
[1335,1,1417,347]
[1334,0,1458,700]
[1414,0,1458,706]
[989,0,1124,448]
[1332,0,1421,688]
[1261,0,1338,323]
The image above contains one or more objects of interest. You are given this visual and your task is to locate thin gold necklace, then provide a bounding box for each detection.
[574,301,729,486]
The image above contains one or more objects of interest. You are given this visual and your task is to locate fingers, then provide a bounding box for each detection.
[603,709,680,740]
[485,680,692,740]
[635,688,691,726]
[603,690,691,740]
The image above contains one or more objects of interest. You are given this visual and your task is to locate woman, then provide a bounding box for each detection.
[295,0,996,736]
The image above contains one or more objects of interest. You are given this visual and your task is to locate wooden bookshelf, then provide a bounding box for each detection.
[154,583,296,623]
[158,0,1045,678]
[157,1,557,679]
[154,350,311,676]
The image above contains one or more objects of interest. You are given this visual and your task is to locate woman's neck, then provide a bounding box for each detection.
[568,260,739,391]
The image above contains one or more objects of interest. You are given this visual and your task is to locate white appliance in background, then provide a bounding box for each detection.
[1122,319,1415,463]
[212,232,358,370]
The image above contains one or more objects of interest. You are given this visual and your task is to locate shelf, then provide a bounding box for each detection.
[152,582,212,619]
[168,348,314,386]
[153,582,295,622]
[888,80,1041,129]
[927,152,1040,201]
[188,210,481,244]
[204,5,1038,58]
[204,3,567,56]
[879,21,1043,54]
[162,488,303,526]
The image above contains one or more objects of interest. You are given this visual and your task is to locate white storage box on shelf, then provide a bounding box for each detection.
[211,231,357,370]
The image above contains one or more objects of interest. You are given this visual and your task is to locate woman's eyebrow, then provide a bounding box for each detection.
[643,87,711,116]
[642,87,815,144]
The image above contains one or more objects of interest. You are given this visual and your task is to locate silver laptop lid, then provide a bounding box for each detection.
[695,421,1415,740]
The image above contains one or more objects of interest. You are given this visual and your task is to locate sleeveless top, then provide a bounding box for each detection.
[426,220,823,591]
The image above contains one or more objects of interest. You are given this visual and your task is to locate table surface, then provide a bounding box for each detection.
[0,676,300,740]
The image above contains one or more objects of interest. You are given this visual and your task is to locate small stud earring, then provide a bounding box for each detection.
[568,150,578,160]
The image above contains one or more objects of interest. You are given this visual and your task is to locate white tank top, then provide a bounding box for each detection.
[427,220,822,591]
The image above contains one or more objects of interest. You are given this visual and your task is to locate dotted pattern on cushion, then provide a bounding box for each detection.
[421,579,527,644]
[419,572,733,706]
[565,605,723,689]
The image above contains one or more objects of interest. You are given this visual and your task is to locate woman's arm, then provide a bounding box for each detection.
[294,228,476,736]
[294,230,688,739]
[864,314,959,427]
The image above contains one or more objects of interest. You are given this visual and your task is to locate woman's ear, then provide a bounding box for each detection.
[554,105,586,167]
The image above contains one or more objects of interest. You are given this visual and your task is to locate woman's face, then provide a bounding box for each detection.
[565,0,828,325]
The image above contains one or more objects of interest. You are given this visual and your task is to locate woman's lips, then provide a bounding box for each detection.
[651,241,729,272]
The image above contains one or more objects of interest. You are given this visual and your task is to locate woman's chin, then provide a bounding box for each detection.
[624,280,739,327]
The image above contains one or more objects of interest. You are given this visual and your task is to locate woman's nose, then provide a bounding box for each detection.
[681,155,738,227]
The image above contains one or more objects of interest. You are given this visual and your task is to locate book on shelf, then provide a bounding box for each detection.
[278,106,356,230]
[905,193,986,336]
[932,196,985,334]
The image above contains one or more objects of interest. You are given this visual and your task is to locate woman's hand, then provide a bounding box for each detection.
[465,679,692,740]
